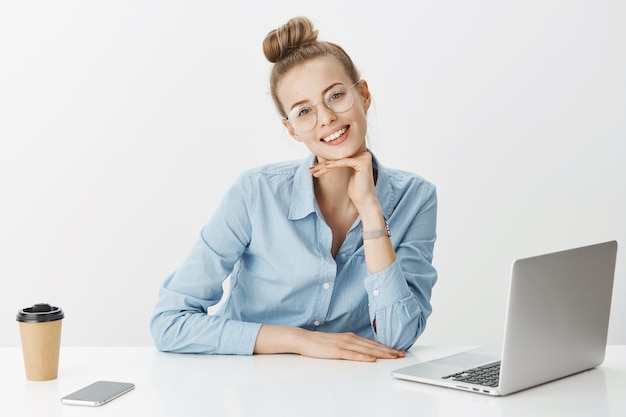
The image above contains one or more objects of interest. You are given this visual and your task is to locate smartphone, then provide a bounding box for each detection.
[61,381,135,406]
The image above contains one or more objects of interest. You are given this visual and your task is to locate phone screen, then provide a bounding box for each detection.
[61,381,135,406]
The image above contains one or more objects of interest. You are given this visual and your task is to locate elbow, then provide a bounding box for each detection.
[149,310,219,354]
[381,304,429,351]
[393,320,426,351]
[401,314,428,350]
[150,312,179,353]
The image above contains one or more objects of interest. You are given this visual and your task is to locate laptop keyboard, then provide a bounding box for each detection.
[441,361,501,387]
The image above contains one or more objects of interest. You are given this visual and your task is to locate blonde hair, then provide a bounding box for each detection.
[262,16,361,117]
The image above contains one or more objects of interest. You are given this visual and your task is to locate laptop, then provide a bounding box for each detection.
[392,240,618,396]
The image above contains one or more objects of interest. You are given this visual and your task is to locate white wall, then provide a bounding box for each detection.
[1,0,624,348]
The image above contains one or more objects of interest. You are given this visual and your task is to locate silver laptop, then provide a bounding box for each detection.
[392,240,618,396]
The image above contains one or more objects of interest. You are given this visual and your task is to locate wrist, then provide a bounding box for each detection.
[356,198,382,217]
[289,327,308,356]
[357,203,386,230]
[255,325,304,355]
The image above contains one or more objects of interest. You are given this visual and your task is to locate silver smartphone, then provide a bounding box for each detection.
[61,381,135,406]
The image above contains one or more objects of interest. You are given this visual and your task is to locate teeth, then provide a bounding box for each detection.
[323,127,347,142]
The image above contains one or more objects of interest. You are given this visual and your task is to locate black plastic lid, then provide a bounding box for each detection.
[16,303,64,323]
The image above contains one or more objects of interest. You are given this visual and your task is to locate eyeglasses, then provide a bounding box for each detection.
[284,81,359,133]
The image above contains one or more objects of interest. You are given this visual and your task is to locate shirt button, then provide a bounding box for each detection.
[323,282,330,290]
[373,290,380,296]
[341,253,347,259]
[313,320,320,326]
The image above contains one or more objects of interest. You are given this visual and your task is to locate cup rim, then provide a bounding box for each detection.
[16,304,64,323]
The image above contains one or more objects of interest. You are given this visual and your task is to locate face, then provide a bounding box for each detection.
[277,56,371,162]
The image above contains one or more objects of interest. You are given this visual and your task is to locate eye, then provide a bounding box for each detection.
[295,106,313,118]
[327,90,345,102]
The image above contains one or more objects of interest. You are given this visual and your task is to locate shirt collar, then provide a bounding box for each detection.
[288,154,318,220]
[288,152,394,221]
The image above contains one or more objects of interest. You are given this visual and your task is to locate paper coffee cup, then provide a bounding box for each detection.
[16,303,64,381]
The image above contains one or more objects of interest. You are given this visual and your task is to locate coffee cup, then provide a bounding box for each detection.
[16,303,64,381]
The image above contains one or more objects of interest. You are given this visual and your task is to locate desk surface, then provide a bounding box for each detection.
[3,345,626,417]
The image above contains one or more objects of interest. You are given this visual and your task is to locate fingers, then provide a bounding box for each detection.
[308,152,372,178]
[336,337,405,362]
[308,160,352,178]
[340,333,405,360]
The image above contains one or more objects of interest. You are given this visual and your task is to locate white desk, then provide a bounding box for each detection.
[3,345,625,417]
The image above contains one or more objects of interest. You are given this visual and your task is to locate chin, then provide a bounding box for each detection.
[320,149,362,162]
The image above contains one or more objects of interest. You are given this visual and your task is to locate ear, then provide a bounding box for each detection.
[357,79,372,112]
[282,118,302,142]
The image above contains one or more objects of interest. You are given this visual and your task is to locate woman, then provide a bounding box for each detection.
[150,16,437,362]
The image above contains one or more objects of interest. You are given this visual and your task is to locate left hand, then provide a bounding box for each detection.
[308,151,377,208]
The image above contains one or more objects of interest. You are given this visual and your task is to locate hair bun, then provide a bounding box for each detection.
[263,16,319,63]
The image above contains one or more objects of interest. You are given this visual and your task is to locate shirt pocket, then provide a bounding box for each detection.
[343,254,369,312]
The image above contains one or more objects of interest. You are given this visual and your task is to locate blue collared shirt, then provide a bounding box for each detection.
[150,154,437,355]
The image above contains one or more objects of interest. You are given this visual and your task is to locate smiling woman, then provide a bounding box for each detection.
[1,1,623,354]
[150,16,438,362]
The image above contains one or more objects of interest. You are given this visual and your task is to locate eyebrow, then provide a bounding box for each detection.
[288,82,344,112]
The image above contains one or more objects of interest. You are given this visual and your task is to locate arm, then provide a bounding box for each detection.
[150,175,260,355]
[364,186,437,350]
[309,152,438,350]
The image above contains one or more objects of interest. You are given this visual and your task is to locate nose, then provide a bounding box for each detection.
[315,102,336,127]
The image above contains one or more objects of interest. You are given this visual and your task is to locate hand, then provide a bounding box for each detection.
[308,151,377,209]
[295,329,406,362]
[255,325,405,362]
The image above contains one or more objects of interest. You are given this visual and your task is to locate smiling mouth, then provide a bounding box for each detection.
[321,127,348,143]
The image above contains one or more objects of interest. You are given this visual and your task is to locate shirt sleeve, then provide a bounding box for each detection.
[364,181,438,351]
[150,174,262,355]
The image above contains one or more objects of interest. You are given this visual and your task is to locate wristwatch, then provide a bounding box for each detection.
[362,220,391,240]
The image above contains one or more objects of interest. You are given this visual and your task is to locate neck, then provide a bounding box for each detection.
[314,167,353,210]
